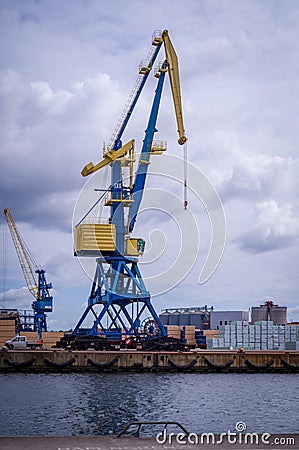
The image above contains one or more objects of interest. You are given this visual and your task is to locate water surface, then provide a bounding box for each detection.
[0,373,298,436]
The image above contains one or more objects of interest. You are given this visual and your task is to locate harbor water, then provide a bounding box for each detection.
[0,372,298,436]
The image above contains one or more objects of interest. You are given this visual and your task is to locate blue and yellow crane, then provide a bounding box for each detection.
[4,208,53,339]
[69,30,187,349]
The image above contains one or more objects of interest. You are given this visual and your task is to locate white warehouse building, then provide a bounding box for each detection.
[210,311,249,330]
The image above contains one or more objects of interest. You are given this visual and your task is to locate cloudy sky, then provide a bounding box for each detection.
[0,0,298,330]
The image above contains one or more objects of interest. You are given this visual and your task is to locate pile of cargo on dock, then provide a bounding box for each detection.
[164,322,299,351]
[0,318,16,347]
[206,321,299,350]
[0,317,64,349]
[165,325,219,348]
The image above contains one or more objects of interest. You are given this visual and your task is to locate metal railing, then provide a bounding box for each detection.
[117,421,189,438]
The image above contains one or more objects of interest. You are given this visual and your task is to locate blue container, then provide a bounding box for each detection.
[195,330,204,337]
[196,336,206,344]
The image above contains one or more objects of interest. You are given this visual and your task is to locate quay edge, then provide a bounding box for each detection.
[0,348,298,373]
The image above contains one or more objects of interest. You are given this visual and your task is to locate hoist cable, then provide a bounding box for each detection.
[1,214,6,307]
[183,142,188,210]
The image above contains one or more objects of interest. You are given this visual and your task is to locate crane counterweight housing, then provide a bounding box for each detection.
[69,30,188,350]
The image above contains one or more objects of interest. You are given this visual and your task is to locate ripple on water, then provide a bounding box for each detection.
[0,372,298,436]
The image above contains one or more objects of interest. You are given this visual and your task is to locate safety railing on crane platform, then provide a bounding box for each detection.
[104,191,134,206]
[151,140,167,154]
[77,216,111,225]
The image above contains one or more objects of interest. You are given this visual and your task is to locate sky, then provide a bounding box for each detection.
[0,0,298,330]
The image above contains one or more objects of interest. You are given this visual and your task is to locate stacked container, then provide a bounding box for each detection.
[166,321,299,350]
[181,325,196,347]
[195,330,206,347]
[210,321,299,350]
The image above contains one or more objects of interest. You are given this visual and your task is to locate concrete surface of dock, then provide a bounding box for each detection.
[0,435,298,450]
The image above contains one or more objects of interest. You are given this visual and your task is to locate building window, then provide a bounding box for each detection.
[220,321,223,325]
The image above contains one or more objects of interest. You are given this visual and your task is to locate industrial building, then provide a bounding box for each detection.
[210,310,249,330]
[159,300,288,331]
[159,307,250,330]
[159,306,213,329]
[251,300,287,325]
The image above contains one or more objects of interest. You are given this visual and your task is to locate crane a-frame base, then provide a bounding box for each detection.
[73,256,166,338]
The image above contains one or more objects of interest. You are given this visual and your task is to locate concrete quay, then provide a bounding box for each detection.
[0,348,298,372]
[0,434,298,450]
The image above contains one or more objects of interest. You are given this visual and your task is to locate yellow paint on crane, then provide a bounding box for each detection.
[126,238,145,256]
[74,223,116,256]
[162,30,187,146]
[81,140,135,177]
[3,208,38,298]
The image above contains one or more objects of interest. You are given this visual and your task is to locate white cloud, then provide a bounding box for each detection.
[0,286,32,309]
[186,30,250,76]
[46,249,89,287]
[288,305,299,322]
[29,80,74,114]
[0,69,124,231]
[220,153,295,200]
[237,201,299,253]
